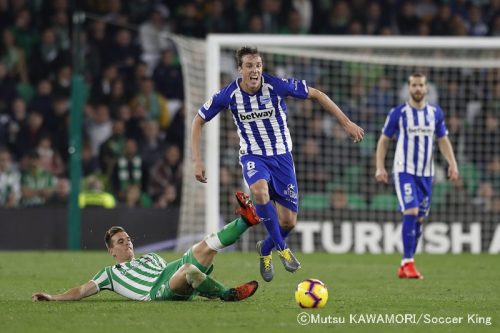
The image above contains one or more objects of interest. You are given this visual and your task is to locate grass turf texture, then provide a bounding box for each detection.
[0,252,498,333]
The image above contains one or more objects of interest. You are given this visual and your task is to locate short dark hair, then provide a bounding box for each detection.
[235,46,260,67]
[105,226,126,248]
[408,72,427,84]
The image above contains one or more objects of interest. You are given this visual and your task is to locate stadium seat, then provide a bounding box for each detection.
[460,163,481,195]
[432,181,450,208]
[370,194,399,211]
[342,165,362,192]
[347,194,367,210]
[325,181,342,192]
[301,193,329,210]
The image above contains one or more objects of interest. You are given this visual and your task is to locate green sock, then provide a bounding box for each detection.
[216,217,249,247]
[195,275,230,299]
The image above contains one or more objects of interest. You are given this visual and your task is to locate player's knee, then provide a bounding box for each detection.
[193,240,216,257]
[181,263,194,271]
[280,218,296,230]
[278,209,297,229]
[184,264,206,288]
[250,185,270,204]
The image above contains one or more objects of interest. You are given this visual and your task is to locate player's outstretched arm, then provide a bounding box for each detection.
[437,136,459,181]
[191,114,207,183]
[32,281,98,301]
[375,135,391,184]
[307,87,364,143]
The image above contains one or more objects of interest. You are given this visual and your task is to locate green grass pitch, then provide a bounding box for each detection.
[0,252,498,333]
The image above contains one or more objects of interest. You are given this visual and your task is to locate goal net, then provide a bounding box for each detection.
[175,35,500,254]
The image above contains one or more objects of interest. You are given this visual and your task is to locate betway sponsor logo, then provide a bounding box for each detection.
[238,109,274,122]
[408,126,434,135]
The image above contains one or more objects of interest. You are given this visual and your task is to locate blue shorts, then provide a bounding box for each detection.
[240,152,299,212]
[393,172,433,217]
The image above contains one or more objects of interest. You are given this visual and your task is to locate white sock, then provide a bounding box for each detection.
[204,233,224,251]
[401,258,414,266]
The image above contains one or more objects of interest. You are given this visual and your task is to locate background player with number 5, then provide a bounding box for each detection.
[375,73,459,279]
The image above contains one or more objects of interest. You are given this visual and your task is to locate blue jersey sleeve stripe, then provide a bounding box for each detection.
[201,83,235,122]
[302,80,309,95]
[435,106,448,138]
[382,107,399,137]
[288,78,308,99]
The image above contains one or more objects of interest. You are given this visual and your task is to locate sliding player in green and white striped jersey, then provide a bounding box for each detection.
[91,252,168,301]
[32,192,260,302]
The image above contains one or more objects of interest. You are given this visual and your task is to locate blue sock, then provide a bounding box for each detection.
[261,236,274,255]
[402,215,417,259]
[260,226,292,255]
[413,221,422,255]
[255,202,286,252]
[280,226,291,239]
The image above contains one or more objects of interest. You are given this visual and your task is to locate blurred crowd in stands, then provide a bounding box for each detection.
[0,0,185,208]
[0,0,498,212]
[84,0,500,37]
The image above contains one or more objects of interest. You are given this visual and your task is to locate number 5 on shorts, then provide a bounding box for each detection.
[404,183,412,195]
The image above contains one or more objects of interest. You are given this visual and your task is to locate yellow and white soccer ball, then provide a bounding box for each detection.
[295,279,329,308]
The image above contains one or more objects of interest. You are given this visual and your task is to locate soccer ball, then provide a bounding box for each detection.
[294,279,328,308]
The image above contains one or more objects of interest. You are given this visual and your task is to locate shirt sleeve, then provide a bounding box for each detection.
[273,76,309,99]
[382,108,399,138]
[435,106,449,138]
[91,267,112,292]
[198,88,231,122]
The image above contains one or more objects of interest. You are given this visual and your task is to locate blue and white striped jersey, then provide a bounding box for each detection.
[382,102,448,176]
[198,72,309,156]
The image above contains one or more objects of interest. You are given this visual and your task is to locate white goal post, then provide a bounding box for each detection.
[175,34,500,253]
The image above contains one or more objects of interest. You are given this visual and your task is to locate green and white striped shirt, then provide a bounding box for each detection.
[20,168,56,206]
[91,253,167,301]
[0,169,20,205]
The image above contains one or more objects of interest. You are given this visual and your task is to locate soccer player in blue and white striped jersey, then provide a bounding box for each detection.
[192,46,364,281]
[375,73,459,279]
